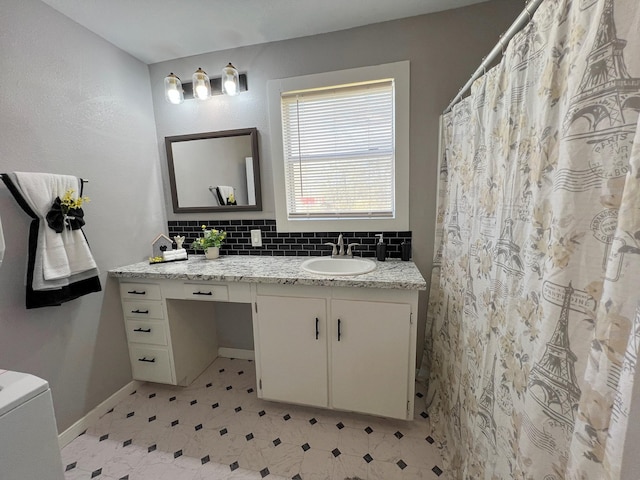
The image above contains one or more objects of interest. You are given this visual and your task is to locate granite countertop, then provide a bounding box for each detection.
[108,255,427,290]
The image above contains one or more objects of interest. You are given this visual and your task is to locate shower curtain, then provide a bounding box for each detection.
[421,0,640,478]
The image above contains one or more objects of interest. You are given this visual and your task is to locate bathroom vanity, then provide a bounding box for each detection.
[109,256,426,420]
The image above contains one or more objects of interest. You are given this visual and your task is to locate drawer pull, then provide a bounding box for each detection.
[127,290,146,295]
[134,327,152,333]
[337,319,342,341]
[131,309,149,314]
[192,291,213,296]
[315,317,319,340]
[138,357,156,363]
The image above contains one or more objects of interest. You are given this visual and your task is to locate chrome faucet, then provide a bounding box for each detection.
[337,234,345,256]
[325,234,359,257]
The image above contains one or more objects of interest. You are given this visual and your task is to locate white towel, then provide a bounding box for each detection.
[12,172,98,290]
[216,186,235,204]
[163,249,187,261]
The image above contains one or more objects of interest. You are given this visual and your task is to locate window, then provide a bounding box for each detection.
[268,62,409,232]
[281,81,394,219]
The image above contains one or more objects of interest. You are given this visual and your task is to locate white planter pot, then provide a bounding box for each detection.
[204,246,220,259]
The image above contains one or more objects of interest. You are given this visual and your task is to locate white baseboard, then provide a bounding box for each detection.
[218,347,255,361]
[58,380,141,448]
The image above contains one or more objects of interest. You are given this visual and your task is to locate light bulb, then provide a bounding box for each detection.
[192,68,211,101]
[164,73,184,104]
[167,88,181,104]
[224,79,237,96]
[195,82,209,100]
[221,63,240,96]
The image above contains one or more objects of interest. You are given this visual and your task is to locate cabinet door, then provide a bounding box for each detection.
[256,295,328,408]
[331,299,411,419]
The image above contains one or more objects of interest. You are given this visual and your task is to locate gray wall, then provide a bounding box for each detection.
[0,0,165,431]
[149,0,523,357]
[0,0,521,433]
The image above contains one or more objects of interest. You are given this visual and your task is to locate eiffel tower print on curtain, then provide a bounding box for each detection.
[611,304,640,426]
[622,303,640,374]
[463,261,478,318]
[563,0,640,180]
[510,17,546,73]
[493,218,525,277]
[528,283,581,429]
[447,187,462,244]
[439,296,451,342]
[477,355,498,447]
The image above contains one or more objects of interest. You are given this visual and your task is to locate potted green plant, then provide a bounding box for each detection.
[191,225,227,259]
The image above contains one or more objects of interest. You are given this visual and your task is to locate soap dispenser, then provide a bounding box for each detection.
[375,233,386,261]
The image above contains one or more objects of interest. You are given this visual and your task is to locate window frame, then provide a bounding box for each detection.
[268,61,410,232]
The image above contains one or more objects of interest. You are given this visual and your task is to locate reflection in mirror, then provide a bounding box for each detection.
[166,128,262,213]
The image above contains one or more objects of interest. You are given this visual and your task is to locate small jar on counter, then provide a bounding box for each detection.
[401,241,411,261]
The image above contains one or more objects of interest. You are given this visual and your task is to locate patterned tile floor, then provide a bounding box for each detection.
[61,358,444,479]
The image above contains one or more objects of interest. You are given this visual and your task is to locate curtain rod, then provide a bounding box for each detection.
[443,0,545,114]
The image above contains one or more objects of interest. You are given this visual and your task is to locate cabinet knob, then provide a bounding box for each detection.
[134,327,151,333]
[337,319,341,341]
[138,357,156,363]
[315,317,319,340]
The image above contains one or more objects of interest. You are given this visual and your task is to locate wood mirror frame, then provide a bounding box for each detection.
[166,127,262,213]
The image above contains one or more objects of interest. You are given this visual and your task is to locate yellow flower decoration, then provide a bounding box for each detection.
[60,189,90,214]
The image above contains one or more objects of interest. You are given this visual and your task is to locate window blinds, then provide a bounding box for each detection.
[280,80,395,219]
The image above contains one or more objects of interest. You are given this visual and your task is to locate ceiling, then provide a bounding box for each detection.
[41,0,490,64]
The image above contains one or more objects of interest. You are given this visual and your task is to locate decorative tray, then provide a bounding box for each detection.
[149,257,188,265]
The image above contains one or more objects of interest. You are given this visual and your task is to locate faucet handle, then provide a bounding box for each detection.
[324,242,338,256]
[346,243,360,257]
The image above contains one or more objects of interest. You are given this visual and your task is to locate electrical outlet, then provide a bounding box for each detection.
[250,229,263,247]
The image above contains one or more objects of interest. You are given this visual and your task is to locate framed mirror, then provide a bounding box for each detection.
[166,127,262,213]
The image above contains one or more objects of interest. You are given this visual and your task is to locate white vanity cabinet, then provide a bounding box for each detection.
[112,256,425,421]
[254,284,417,420]
[119,282,174,384]
[118,280,250,387]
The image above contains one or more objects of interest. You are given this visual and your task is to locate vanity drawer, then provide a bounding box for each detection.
[122,300,164,320]
[129,345,173,384]
[125,320,167,346]
[120,283,161,301]
[183,283,229,301]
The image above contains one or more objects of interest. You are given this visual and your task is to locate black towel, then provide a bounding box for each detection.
[215,187,226,205]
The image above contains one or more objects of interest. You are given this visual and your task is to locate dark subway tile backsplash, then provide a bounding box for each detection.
[168,220,411,259]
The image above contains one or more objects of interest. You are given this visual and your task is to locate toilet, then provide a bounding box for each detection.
[0,370,64,480]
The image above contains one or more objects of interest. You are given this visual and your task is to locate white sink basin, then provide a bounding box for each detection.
[301,257,376,276]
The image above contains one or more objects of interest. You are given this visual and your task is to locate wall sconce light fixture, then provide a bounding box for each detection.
[164,63,248,104]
